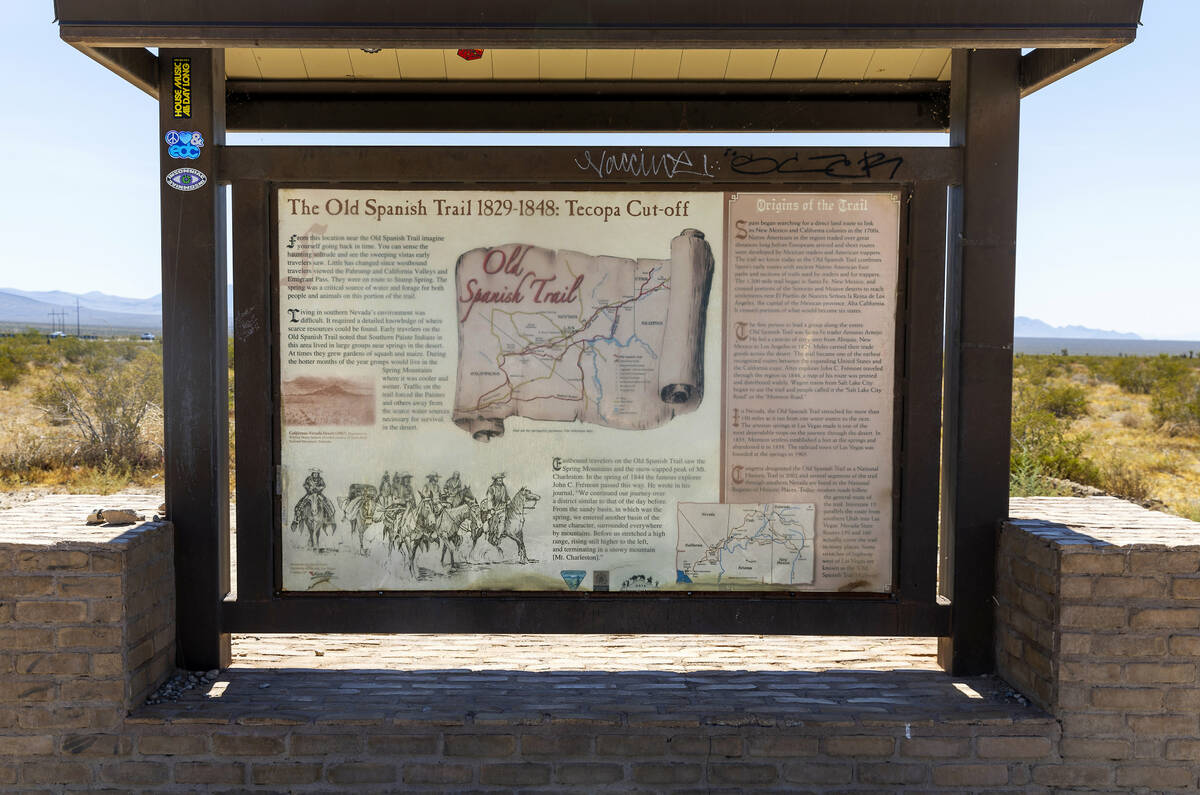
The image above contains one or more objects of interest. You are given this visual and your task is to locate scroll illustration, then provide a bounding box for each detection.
[453,229,714,440]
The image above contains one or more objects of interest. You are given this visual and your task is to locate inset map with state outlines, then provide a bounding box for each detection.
[676,503,815,586]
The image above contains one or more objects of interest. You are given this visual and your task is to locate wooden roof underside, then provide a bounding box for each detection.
[53,0,1144,132]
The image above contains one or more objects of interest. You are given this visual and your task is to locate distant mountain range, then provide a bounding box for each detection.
[1013,316,1140,340]
[0,290,161,332]
[3,288,162,316]
[0,287,232,333]
[0,287,1145,341]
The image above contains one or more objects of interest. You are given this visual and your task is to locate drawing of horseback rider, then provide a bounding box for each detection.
[419,473,443,519]
[377,470,394,507]
[441,471,465,508]
[290,468,337,548]
[380,472,415,549]
[393,472,415,508]
[301,469,335,517]
[481,472,509,543]
[340,481,379,552]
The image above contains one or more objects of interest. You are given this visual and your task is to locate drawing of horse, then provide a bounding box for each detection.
[340,484,381,552]
[474,486,540,563]
[417,499,483,571]
[290,491,337,550]
[382,502,421,573]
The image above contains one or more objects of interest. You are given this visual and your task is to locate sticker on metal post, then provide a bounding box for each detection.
[164,130,204,160]
[165,167,207,192]
[172,58,191,118]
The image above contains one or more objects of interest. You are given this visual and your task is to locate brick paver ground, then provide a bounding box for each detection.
[136,632,1029,733]
[3,491,1026,729]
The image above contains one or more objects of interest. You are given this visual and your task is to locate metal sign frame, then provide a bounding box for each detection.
[45,0,1144,681]
[213,144,956,640]
[143,43,1025,677]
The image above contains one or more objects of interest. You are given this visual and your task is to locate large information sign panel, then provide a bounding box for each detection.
[277,188,899,594]
[719,193,899,593]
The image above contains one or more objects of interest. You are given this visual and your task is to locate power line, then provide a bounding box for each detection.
[46,309,70,335]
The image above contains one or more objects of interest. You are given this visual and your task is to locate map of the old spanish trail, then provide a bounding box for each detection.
[676,503,816,586]
[453,229,714,440]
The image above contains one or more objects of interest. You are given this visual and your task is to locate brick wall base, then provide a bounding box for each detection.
[1000,496,1200,792]
[2,494,1199,791]
[32,711,1065,791]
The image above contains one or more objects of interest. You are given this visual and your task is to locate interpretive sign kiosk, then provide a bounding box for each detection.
[54,1,1144,675]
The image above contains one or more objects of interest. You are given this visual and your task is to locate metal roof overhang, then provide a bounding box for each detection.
[54,0,1144,132]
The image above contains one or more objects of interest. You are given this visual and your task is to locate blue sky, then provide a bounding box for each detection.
[2,4,1196,338]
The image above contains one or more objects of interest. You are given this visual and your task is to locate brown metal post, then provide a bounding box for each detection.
[939,49,1020,675]
[158,48,231,670]
[232,180,276,603]
[897,180,949,613]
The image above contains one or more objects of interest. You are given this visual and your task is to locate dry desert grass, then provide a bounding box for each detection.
[1011,353,1200,521]
[0,334,164,494]
[1074,380,1200,519]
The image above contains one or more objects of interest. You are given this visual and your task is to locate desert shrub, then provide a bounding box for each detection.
[1010,365,1099,495]
[54,335,92,363]
[1096,458,1153,503]
[1,331,57,366]
[1151,371,1200,435]
[1119,410,1145,429]
[1141,450,1180,475]
[0,428,67,472]
[107,339,143,362]
[1104,355,1190,395]
[0,331,54,386]
[0,332,153,388]
[1010,399,1099,488]
[1081,357,1110,382]
[1104,357,1151,393]
[0,357,20,389]
[1009,456,1072,498]
[34,345,163,468]
[1031,381,1089,419]
[1014,355,1066,386]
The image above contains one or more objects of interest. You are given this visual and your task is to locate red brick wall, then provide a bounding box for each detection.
[3,495,1199,791]
[999,497,1200,791]
[0,510,174,785]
